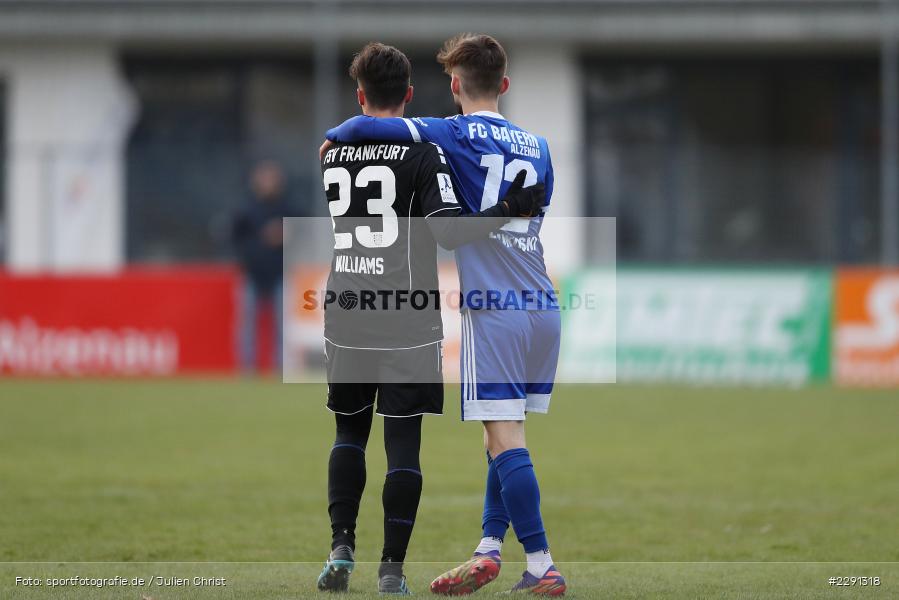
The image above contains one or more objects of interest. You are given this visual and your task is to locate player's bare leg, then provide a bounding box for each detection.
[483,420,526,457]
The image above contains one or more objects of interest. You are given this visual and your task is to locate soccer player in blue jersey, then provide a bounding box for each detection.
[322,34,566,596]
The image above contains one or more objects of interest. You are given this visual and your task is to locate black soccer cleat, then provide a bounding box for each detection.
[378,560,411,596]
[317,545,355,592]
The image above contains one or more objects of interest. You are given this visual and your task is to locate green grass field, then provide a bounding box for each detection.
[1,379,897,599]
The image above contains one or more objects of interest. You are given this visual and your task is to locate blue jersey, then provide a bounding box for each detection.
[326,111,557,311]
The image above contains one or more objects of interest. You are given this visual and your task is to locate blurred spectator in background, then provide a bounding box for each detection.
[232,160,290,374]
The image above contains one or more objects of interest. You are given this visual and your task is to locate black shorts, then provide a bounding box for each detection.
[325,340,444,417]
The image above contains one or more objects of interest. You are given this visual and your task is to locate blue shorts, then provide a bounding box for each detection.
[460,309,561,421]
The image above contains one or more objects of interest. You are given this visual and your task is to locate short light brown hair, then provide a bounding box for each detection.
[436,34,507,99]
[349,42,412,109]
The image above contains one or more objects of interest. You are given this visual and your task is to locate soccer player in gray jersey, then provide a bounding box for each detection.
[316,42,543,596]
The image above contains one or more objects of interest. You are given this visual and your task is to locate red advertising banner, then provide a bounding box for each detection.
[834,268,899,386]
[0,267,238,376]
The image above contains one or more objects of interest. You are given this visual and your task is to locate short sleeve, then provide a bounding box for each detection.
[416,144,462,218]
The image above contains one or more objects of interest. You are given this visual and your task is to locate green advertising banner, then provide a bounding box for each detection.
[560,268,833,386]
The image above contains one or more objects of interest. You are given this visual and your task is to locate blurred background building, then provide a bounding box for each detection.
[1,0,898,383]
[1,0,897,271]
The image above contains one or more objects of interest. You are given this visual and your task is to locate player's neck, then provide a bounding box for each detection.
[362,106,405,118]
[461,97,500,116]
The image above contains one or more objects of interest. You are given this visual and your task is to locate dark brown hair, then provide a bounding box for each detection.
[349,42,412,109]
[436,34,507,99]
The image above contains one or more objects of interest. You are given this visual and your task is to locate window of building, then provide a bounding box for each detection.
[124,56,316,262]
[584,59,880,264]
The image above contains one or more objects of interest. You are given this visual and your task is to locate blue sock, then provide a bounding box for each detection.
[493,448,548,553]
[482,452,510,540]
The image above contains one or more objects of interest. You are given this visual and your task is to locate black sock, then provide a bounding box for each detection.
[327,408,373,551]
[381,470,423,563]
[328,447,366,550]
[381,415,423,563]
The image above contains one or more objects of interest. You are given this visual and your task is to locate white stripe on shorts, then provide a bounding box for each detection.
[461,395,553,422]
[465,311,477,402]
[462,398,526,421]
[469,311,478,401]
[525,393,551,414]
[462,311,472,400]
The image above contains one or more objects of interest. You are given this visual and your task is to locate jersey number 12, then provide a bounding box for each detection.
[479,154,538,233]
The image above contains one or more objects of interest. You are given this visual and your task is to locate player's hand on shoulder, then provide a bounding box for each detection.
[319,139,334,161]
[500,170,545,218]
